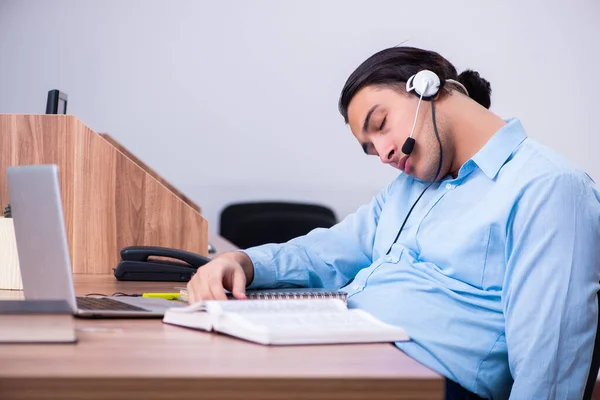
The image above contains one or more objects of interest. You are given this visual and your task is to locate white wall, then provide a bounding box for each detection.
[1,0,599,234]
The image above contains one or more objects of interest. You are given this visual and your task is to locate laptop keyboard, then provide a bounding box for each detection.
[76,297,148,312]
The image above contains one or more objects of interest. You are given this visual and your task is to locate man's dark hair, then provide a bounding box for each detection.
[338,46,492,123]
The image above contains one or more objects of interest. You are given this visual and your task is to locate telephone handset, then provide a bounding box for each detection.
[113,246,211,282]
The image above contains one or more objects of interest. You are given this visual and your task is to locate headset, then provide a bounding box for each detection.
[402,70,468,155]
[384,70,468,256]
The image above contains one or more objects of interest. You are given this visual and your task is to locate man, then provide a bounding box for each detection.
[188,46,600,399]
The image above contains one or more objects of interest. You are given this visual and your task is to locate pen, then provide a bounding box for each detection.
[142,292,180,300]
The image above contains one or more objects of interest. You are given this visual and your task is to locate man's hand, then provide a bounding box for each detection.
[186,251,254,303]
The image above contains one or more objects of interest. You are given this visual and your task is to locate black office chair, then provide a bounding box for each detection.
[219,201,337,249]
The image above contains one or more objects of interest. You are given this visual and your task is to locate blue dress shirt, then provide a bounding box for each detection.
[243,119,600,399]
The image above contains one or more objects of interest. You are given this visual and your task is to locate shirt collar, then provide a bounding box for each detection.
[470,118,527,180]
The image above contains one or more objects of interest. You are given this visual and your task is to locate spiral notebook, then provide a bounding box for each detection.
[178,288,348,303]
[163,298,409,346]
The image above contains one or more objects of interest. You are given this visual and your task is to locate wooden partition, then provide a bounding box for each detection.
[0,114,208,274]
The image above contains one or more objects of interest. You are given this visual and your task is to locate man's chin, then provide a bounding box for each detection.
[396,165,437,183]
[409,170,439,184]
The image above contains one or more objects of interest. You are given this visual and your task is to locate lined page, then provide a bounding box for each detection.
[208,299,347,314]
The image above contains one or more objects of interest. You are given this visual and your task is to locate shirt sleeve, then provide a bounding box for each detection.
[240,182,394,290]
[504,172,600,399]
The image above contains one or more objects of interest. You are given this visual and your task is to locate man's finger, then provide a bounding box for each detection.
[187,275,204,304]
[209,273,228,301]
[231,269,247,300]
[198,271,213,300]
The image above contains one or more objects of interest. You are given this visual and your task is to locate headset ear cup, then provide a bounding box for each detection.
[407,70,441,99]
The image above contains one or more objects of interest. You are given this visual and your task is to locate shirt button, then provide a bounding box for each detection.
[353,284,360,291]
[445,183,456,190]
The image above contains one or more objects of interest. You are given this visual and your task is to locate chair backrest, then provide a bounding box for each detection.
[219,201,337,249]
[583,288,600,399]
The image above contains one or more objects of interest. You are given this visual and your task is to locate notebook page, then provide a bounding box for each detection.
[234,310,384,331]
[216,309,410,345]
[207,299,347,314]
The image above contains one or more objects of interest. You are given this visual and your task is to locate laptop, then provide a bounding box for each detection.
[7,164,184,318]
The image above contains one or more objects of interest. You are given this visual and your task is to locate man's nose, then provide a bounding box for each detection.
[378,144,397,165]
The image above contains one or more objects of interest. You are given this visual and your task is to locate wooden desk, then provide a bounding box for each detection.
[0,275,444,400]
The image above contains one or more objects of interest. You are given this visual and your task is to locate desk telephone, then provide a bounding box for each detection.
[113,246,211,282]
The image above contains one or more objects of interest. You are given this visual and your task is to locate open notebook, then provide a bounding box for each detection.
[162,298,409,345]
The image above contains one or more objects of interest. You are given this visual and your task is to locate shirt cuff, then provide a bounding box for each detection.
[239,246,277,289]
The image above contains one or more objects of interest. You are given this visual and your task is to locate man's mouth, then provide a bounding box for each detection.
[397,156,408,172]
